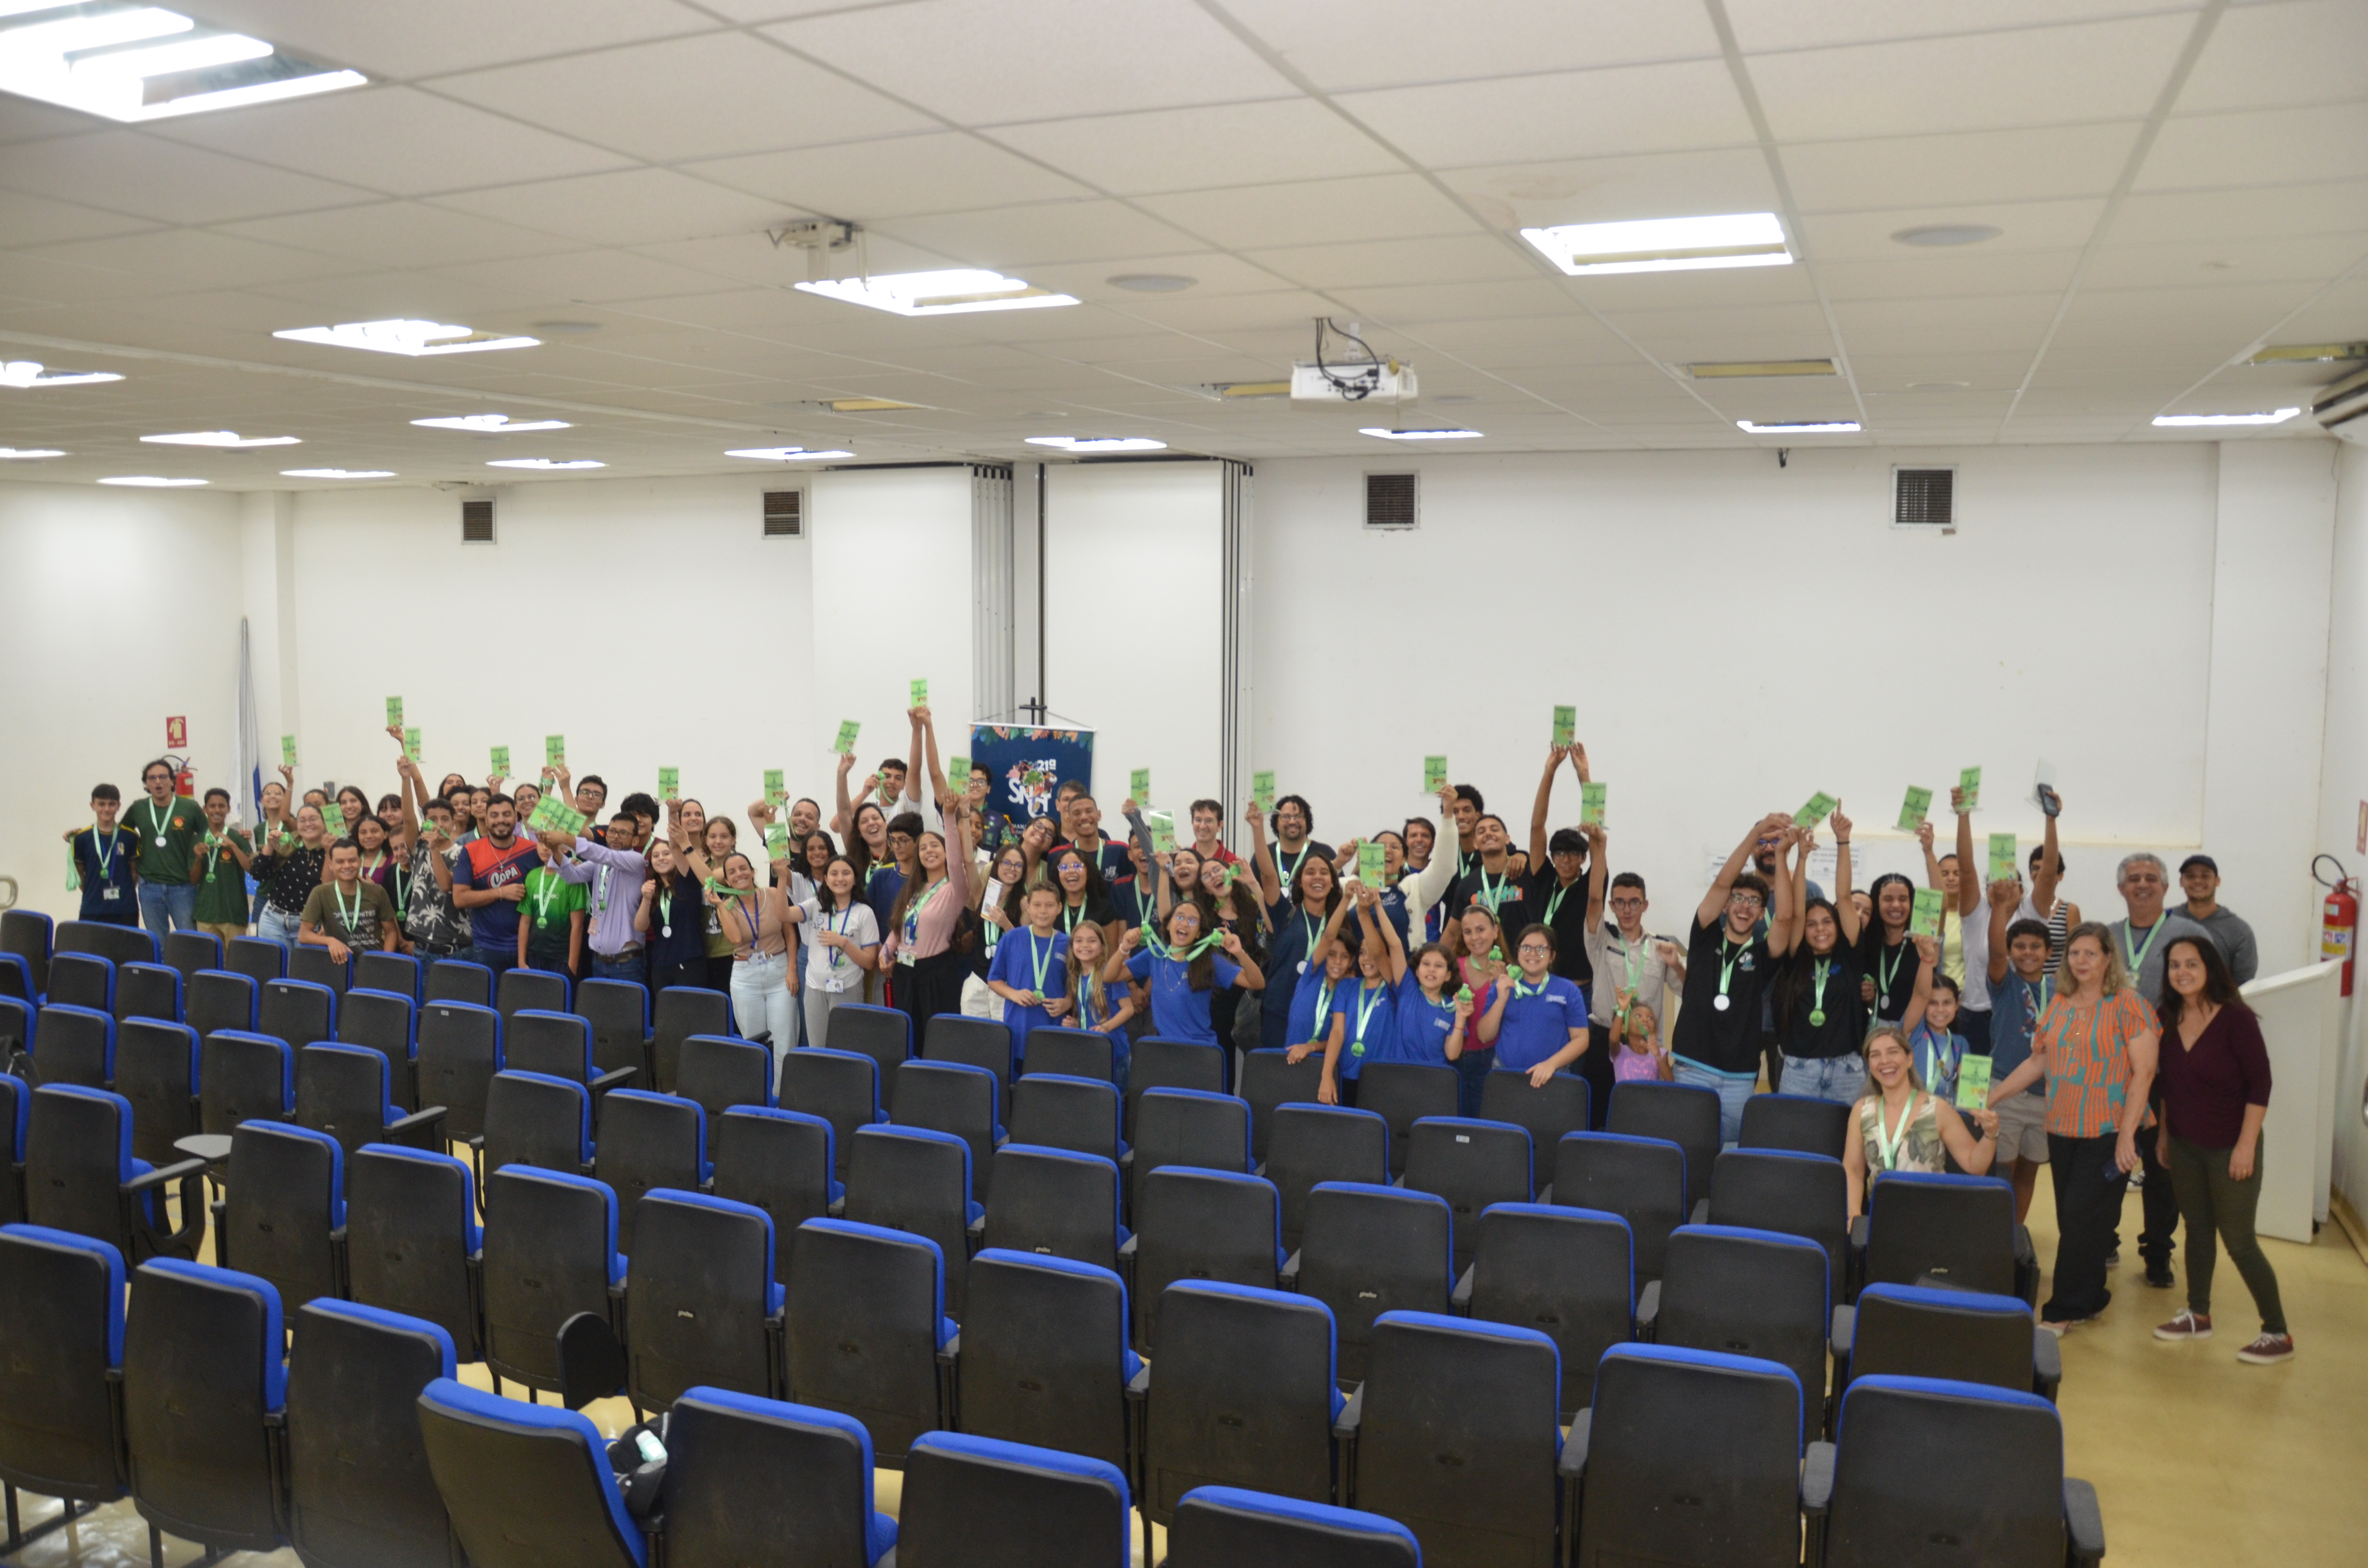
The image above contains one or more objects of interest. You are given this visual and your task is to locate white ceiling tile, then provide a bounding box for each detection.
[1727,0,2196,53]
[1240,233,1537,292]
[1815,248,2084,301]
[217,203,577,268]
[2059,280,2325,322]
[1134,173,1480,250]
[428,170,787,248]
[1557,262,1824,312]
[162,86,634,198]
[23,229,364,291]
[1836,293,2061,335]
[1024,252,1315,301]
[685,133,1091,220]
[0,96,97,146]
[2267,277,2368,340]
[0,132,374,225]
[1337,60,1756,167]
[433,248,754,305]
[1216,0,1720,91]
[635,229,962,288]
[1797,200,2109,260]
[176,0,717,82]
[985,100,1402,196]
[0,192,164,248]
[2110,179,2368,245]
[1439,148,1781,233]
[1783,124,2141,212]
[2176,0,2368,115]
[1316,277,1590,324]
[431,34,935,163]
[2135,102,2368,191]
[1748,15,2195,142]
[2084,233,2368,290]
[873,199,1204,267]
[769,0,1296,123]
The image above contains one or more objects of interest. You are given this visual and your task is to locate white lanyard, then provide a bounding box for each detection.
[1873,1093,1918,1171]
[332,880,364,933]
[144,797,176,847]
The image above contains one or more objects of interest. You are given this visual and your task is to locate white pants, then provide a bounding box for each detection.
[731,949,799,1061]
[961,971,1006,1021]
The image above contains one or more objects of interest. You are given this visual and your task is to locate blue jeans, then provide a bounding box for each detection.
[1672,1056,1756,1148]
[1454,1046,1496,1117]
[1779,1054,1867,1106]
[139,881,196,943]
[592,954,647,985]
[469,944,518,979]
[258,906,303,951]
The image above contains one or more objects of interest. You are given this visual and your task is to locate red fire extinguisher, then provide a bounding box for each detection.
[162,751,196,799]
[2317,854,2356,996]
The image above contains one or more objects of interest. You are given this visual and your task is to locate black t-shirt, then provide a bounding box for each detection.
[1854,927,1917,1024]
[1672,914,1770,1076]
[1526,870,1593,988]
[1052,837,1132,894]
[1448,858,1530,942]
[1773,944,1869,1060]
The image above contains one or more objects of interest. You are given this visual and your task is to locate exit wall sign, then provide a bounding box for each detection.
[165,716,187,749]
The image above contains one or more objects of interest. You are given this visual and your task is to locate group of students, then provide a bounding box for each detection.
[64,715,2289,1364]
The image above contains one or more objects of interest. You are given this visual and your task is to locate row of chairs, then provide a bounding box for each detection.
[0,1220,2106,1568]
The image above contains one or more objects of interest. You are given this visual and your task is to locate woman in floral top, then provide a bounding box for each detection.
[1844,1023,1998,1218]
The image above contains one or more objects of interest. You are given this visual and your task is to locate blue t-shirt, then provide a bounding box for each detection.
[1989,972,2050,1096]
[1336,977,1395,1080]
[1287,963,1347,1049]
[1911,1024,1970,1104]
[1495,973,1588,1073]
[1260,899,1331,1020]
[1377,884,1412,951]
[1126,948,1242,1045]
[452,835,540,949]
[74,826,139,920]
[1391,972,1458,1068]
[988,928,1068,1060]
[863,861,906,939]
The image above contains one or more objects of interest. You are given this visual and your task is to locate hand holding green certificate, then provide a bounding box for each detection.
[1130,768,1150,803]
[833,720,860,755]
[1988,832,2019,885]
[491,745,510,776]
[526,794,586,839]
[1423,755,1448,793]
[1898,786,1931,831]
[545,735,566,768]
[1581,782,1607,826]
[1552,705,1576,747]
[1146,810,1176,856]
[1796,792,1837,830]
[764,823,790,858]
[281,735,297,767]
[1959,765,1981,811]
[764,769,785,807]
[1955,1054,1992,1112]
[1358,841,1386,885]
[1252,771,1275,812]
[949,756,971,791]
[1910,887,1945,939]
[403,727,422,762]
[658,767,679,802]
[385,696,403,727]
[909,678,928,709]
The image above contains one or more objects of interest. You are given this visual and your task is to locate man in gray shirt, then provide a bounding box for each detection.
[2114,851,2224,1289]
[2177,854,2258,984]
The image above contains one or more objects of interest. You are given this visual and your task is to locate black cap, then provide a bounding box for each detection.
[2179,854,2218,875]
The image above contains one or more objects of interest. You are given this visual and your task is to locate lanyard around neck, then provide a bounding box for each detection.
[1718,936,1750,997]
[1873,1093,1917,1170]
[89,826,122,877]
[1028,931,1055,996]
[332,880,363,932]
[1352,981,1386,1042]
[2121,918,2167,980]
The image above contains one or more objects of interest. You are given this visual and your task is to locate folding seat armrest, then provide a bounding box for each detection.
[1118,1149,1134,1172]
[590,1066,637,1097]
[1279,1248,1301,1290]
[1253,1159,1267,1177]
[1331,1383,1363,1442]
[827,1195,845,1218]
[1125,1362,1150,1401]
[2013,1225,2042,1307]
[126,1155,210,1258]
[126,1155,210,1192]
[1848,1214,1869,1251]
[1534,1180,1552,1205]
[965,1213,986,1252]
[388,1105,448,1150]
[2033,1327,2063,1404]
[1450,1264,1475,1313]
[1633,1279,1660,1339]
[1118,1234,1138,1262]
[1829,1305,1855,1360]
[2063,1477,2106,1568]
[1558,1409,1590,1481]
[1689,1198,1708,1225]
[1801,1440,1835,1515]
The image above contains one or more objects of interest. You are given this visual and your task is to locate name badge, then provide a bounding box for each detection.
[102,887,122,900]
[899,947,917,967]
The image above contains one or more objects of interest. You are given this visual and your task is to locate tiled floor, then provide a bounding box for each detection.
[6,1179,2360,1567]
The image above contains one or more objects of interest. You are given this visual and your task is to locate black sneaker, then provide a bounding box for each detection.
[2146,1264,2176,1288]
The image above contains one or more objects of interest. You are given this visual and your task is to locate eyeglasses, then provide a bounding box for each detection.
[1517,943,1552,956]
[1728,892,1764,908]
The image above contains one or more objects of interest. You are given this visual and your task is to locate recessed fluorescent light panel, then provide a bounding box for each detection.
[143,430,298,448]
[1360,428,1483,441]
[0,4,363,122]
[0,447,65,458]
[99,476,206,486]
[1687,360,1836,379]
[277,320,539,356]
[282,468,394,479]
[1737,419,1861,434]
[726,447,854,461]
[1522,213,1790,276]
[1891,225,2003,247]
[2151,408,2300,427]
[413,414,571,432]
[797,270,1079,317]
[1024,436,1167,453]
[1,359,122,388]
[486,458,604,470]
[2245,343,2367,366]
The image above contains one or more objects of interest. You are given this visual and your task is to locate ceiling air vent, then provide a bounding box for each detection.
[460,498,494,543]
[1893,467,1955,529]
[762,489,803,538]
[1365,471,1418,530]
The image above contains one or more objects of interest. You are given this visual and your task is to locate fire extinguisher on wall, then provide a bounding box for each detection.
[161,752,196,799]
[2317,854,2357,997]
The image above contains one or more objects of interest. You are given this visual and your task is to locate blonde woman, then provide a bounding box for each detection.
[1844,1023,1998,1218]
[1989,921,2160,1335]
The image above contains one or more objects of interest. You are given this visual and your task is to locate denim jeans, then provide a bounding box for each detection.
[1672,1055,1756,1147]
[592,953,647,986]
[1778,1053,1867,1106]
[138,881,196,944]
[258,906,304,951]
[469,944,518,979]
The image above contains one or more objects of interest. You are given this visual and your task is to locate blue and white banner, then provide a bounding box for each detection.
[970,723,1094,829]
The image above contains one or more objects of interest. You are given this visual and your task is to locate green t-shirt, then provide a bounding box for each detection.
[192,826,253,925]
[128,794,204,883]
[522,868,587,954]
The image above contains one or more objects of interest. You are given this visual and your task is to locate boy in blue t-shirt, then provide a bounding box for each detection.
[987,884,1070,1063]
[1984,895,2057,1224]
[66,783,140,925]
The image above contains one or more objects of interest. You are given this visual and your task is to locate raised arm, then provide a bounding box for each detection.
[830,751,858,838]
[904,707,926,809]
[918,707,948,806]
[2034,789,2065,914]
[1361,885,1407,984]
[1986,876,2018,984]
[1245,797,1281,907]
[1582,821,1609,929]
[1899,934,1938,1034]
[1528,744,1564,868]
[1951,791,1981,916]
[1832,806,1860,944]
[1698,813,1786,930]
[1767,826,1803,955]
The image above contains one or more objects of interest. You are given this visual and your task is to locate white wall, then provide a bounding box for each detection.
[0,479,245,922]
[1044,461,1231,816]
[2313,440,2368,1216]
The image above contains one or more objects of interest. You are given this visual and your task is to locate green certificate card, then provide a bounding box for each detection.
[491,745,510,775]
[1955,1054,1993,1112]
[1910,886,1945,938]
[1959,765,1981,811]
[385,696,403,728]
[658,767,679,802]
[1552,705,1576,747]
[1252,771,1275,812]
[281,735,297,767]
[403,727,422,762]
[1130,768,1150,802]
[1358,841,1386,884]
[322,801,346,836]
[910,678,928,708]
[1898,785,1931,831]
[1797,792,1836,830]
[1581,782,1607,826]
[1424,755,1448,793]
[545,735,565,767]
[525,794,567,836]
[1988,832,2019,885]
[834,720,860,754]
[764,823,790,858]
[949,756,971,790]
[1146,810,1176,856]
[763,768,785,806]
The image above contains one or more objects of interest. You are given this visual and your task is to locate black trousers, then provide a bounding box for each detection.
[2108,1116,2181,1270]
[2044,1132,2128,1322]
[1584,1022,1616,1129]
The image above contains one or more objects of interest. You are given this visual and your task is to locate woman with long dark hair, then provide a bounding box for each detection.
[636,833,707,993]
[1858,870,1919,1025]
[876,788,974,1032]
[1110,898,1265,1047]
[1249,796,1343,1054]
[799,854,879,1050]
[2150,935,2289,1363]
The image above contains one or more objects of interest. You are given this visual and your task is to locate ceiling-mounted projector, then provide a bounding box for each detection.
[1291,361,1418,403]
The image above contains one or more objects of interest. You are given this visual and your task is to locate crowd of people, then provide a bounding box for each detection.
[62,709,2289,1363]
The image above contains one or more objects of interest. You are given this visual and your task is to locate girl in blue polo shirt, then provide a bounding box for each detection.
[987,882,1069,1063]
[1479,921,1590,1087]
[1285,895,1357,1071]
[1113,898,1265,1046]
[1062,919,1135,1090]
[1323,884,1406,1105]
[1394,942,1473,1069]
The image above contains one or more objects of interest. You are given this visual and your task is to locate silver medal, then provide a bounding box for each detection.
[155,834,167,847]
[1712,994,1730,1012]
[1297,960,1307,974]
[661,925,672,939]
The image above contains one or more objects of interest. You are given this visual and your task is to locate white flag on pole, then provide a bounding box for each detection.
[231,617,262,827]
